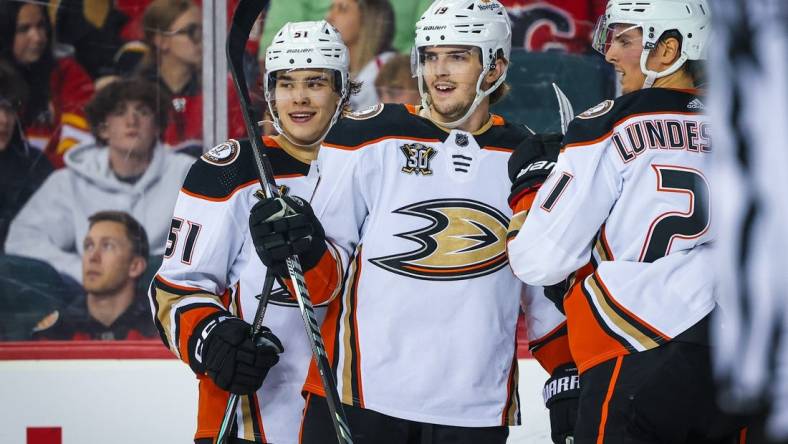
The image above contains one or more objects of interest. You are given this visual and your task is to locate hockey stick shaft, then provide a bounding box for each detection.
[226,1,353,443]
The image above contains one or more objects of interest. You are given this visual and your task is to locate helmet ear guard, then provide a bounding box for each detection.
[413,0,512,128]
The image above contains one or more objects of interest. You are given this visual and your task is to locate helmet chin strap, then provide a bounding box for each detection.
[639,49,689,89]
[417,64,505,130]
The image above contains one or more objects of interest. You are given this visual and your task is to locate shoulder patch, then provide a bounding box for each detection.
[202,139,241,166]
[346,103,385,120]
[33,310,59,332]
[577,100,615,120]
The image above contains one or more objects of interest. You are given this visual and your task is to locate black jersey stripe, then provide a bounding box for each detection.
[153,274,206,296]
[565,89,704,148]
[325,104,447,148]
[590,273,669,348]
[182,138,309,200]
[580,282,637,353]
[247,393,266,442]
[324,104,530,152]
[347,252,364,407]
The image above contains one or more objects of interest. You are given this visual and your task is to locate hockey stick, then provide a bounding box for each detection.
[552,83,574,135]
[224,1,353,443]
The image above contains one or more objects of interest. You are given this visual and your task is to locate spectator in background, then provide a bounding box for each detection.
[142,0,246,156]
[0,60,53,252]
[0,0,95,168]
[5,78,193,284]
[257,0,433,61]
[49,0,130,79]
[33,211,158,340]
[374,54,420,105]
[326,0,397,110]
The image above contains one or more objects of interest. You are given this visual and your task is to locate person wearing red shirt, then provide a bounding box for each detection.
[141,0,245,157]
[0,0,94,168]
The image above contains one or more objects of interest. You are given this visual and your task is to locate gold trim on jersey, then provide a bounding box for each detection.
[339,248,363,406]
[586,276,660,351]
[152,275,232,357]
[507,210,529,240]
[503,355,520,426]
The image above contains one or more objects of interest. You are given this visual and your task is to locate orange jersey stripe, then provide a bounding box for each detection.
[564,283,630,373]
[194,376,231,439]
[324,135,442,152]
[403,254,504,274]
[282,248,341,306]
[483,145,515,153]
[176,306,223,366]
[512,190,538,214]
[597,356,623,444]
[155,274,204,293]
[181,179,258,202]
[531,331,573,375]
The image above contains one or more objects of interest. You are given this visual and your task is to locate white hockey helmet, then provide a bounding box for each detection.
[264,20,350,145]
[592,0,711,88]
[413,0,512,128]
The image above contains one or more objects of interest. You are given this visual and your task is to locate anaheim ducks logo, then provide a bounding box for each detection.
[369,199,510,280]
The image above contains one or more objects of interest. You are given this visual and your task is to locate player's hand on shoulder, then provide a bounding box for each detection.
[200,316,284,395]
[508,133,563,208]
[249,195,327,276]
[543,364,580,444]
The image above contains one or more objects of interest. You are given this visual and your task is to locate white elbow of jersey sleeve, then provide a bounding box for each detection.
[510,232,584,287]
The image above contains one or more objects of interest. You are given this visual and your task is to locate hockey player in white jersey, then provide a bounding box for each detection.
[245,0,577,442]
[508,0,753,442]
[149,21,353,444]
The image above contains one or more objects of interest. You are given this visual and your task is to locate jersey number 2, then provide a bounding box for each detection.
[164,218,202,264]
[640,165,710,263]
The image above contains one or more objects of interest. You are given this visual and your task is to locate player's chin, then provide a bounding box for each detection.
[433,101,468,121]
[288,128,322,146]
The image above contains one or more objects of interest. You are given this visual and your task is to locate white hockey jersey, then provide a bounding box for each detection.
[301,104,529,427]
[150,137,339,443]
[508,88,715,373]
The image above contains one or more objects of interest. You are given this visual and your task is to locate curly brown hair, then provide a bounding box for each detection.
[85,78,170,146]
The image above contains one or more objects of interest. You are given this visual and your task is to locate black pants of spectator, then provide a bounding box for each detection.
[300,393,509,444]
[574,340,750,444]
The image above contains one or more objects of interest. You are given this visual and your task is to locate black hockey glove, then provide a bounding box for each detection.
[507,133,563,208]
[543,364,581,444]
[544,275,573,314]
[192,315,284,395]
[249,196,327,276]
